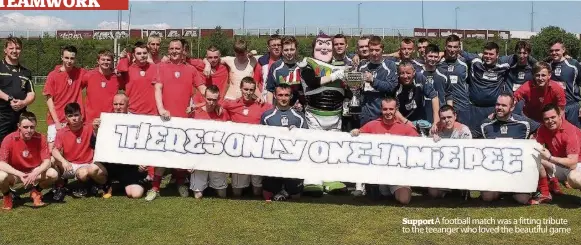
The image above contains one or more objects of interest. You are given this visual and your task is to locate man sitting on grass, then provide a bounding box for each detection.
[52,102,108,198]
[0,112,58,210]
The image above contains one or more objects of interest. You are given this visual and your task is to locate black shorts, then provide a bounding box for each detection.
[102,163,146,187]
[262,177,303,195]
[0,110,19,143]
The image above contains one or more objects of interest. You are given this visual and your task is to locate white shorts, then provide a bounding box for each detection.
[47,124,57,143]
[190,170,227,192]
[379,185,412,196]
[62,162,93,179]
[231,174,262,189]
[305,110,342,131]
[551,163,581,182]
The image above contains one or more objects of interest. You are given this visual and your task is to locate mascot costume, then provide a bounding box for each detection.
[297,33,353,196]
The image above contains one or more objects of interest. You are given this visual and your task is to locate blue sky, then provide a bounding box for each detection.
[0,1,580,34]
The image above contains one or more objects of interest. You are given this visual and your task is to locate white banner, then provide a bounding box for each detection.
[94,113,541,193]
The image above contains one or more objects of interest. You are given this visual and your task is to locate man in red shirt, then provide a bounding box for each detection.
[52,102,107,198]
[0,112,57,210]
[514,62,566,122]
[145,39,207,201]
[93,93,147,199]
[189,46,229,105]
[123,41,159,116]
[533,104,581,204]
[350,96,418,204]
[82,50,123,124]
[222,77,271,197]
[189,85,229,199]
[43,45,85,150]
[116,35,162,73]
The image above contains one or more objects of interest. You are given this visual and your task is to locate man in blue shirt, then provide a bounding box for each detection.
[261,83,308,201]
[460,42,512,134]
[265,36,304,107]
[422,44,451,124]
[395,61,439,124]
[438,35,470,126]
[473,92,540,204]
[358,36,399,126]
[549,39,581,127]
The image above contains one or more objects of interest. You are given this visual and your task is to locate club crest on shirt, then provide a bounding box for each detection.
[175,71,181,78]
[539,97,544,103]
[281,116,289,126]
[67,78,73,85]
[101,81,106,88]
[447,65,454,72]
[22,150,29,158]
[555,67,562,76]
[140,70,146,77]
[518,71,525,80]
[76,137,82,144]
[426,76,434,85]
[242,108,249,116]
[500,125,508,134]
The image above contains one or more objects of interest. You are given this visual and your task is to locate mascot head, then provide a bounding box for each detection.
[312,32,332,63]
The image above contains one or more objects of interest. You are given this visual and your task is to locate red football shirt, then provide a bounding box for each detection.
[116,54,161,72]
[191,107,230,121]
[42,66,85,125]
[222,98,272,124]
[188,59,229,104]
[155,62,204,118]
[514,80,566,122]
[81,69,122,123]
[54,124,94,164]
[360,119,419,136]
[0,131,49,172]
[124,63,158,115]
[536,120,581,159]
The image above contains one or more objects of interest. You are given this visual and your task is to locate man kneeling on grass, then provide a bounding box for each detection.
[0,112,58,210]
[52,102,108,198]
[93,93,147,199]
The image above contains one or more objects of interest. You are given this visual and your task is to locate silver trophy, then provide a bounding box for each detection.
[343,70,365,115]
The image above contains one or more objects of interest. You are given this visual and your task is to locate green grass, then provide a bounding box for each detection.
[1,85,580,245]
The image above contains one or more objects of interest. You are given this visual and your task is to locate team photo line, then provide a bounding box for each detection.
[0,30,579,209]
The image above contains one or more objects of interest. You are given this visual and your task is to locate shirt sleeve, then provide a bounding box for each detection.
[359,123,372,134]
[54,131,64,151]
[565,133,580,157]
[43,72,55,96]
[265,63,278,93]
[80,69,90,88]
[460,51,479,63]
[460,125,473,139]
[0,137,11,162]
[153,64,162,85]
[40,136,50,161]
[513,83,527,102]
[253,62,263,93]
[555,84,567,110]
[191,67,204,88]
[188,59,205,71]
[116,57,130,73]
[23,72,33,93]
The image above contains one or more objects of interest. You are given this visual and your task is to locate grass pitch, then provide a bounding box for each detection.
[0,85,580,245]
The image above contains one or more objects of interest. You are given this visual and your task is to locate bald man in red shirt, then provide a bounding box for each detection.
[145,39,207,201]
[0,112,57,210]
[350,97,418,205]
[533,104,581,204]
[514,62,566,123]
[82,50,123,124]
[222,77,272,197]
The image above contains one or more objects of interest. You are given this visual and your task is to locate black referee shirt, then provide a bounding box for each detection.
[0,59,33,112]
